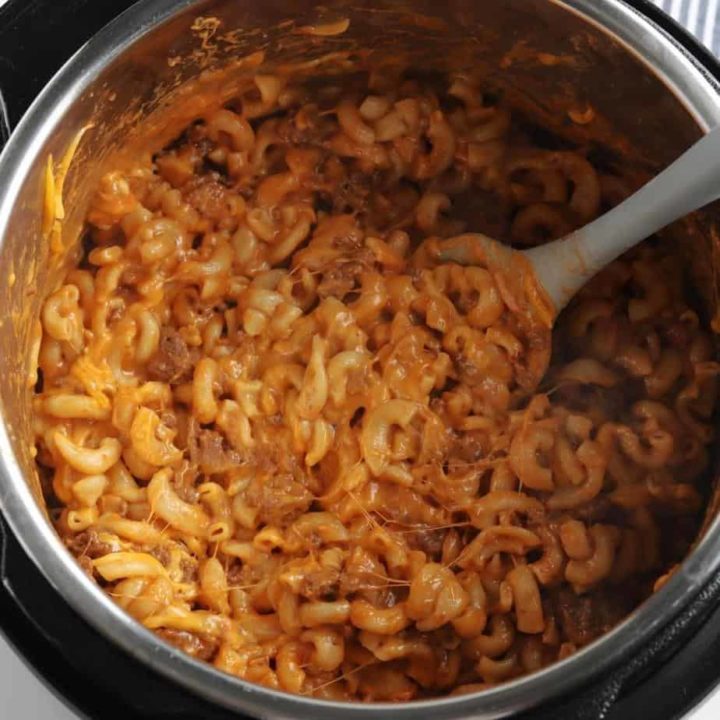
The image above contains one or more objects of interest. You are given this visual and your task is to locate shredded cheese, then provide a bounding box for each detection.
[42,125,92,254]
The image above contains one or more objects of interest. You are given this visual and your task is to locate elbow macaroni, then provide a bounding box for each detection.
[33,66,717,701]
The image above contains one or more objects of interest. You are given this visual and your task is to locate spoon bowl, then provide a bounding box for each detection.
[437,124,720,317]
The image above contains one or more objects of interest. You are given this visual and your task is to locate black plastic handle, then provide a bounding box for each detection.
[0,0,136,128]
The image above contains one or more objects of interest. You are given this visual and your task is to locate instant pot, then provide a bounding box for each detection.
[2,1,720,718]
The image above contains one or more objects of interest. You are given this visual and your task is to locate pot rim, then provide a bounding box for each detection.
[1,1,719,717]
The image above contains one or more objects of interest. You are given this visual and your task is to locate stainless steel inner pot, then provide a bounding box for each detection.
[1,1,720,718]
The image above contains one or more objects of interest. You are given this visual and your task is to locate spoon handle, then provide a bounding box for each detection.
[525,124,720,312]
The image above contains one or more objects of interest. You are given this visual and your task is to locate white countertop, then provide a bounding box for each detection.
[0,635,77,719]
[694,687,720,719]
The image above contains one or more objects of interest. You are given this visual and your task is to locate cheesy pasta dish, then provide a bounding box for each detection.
[32,69,718,700]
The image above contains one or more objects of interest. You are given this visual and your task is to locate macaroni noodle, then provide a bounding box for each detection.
[34,68,717,700]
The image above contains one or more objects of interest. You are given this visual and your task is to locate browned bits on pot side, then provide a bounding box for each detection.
[155,628,219,661]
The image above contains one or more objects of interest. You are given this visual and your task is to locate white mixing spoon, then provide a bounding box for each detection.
[436,125,720,317]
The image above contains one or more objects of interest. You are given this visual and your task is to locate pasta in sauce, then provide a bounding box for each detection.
[33,69,718,700]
